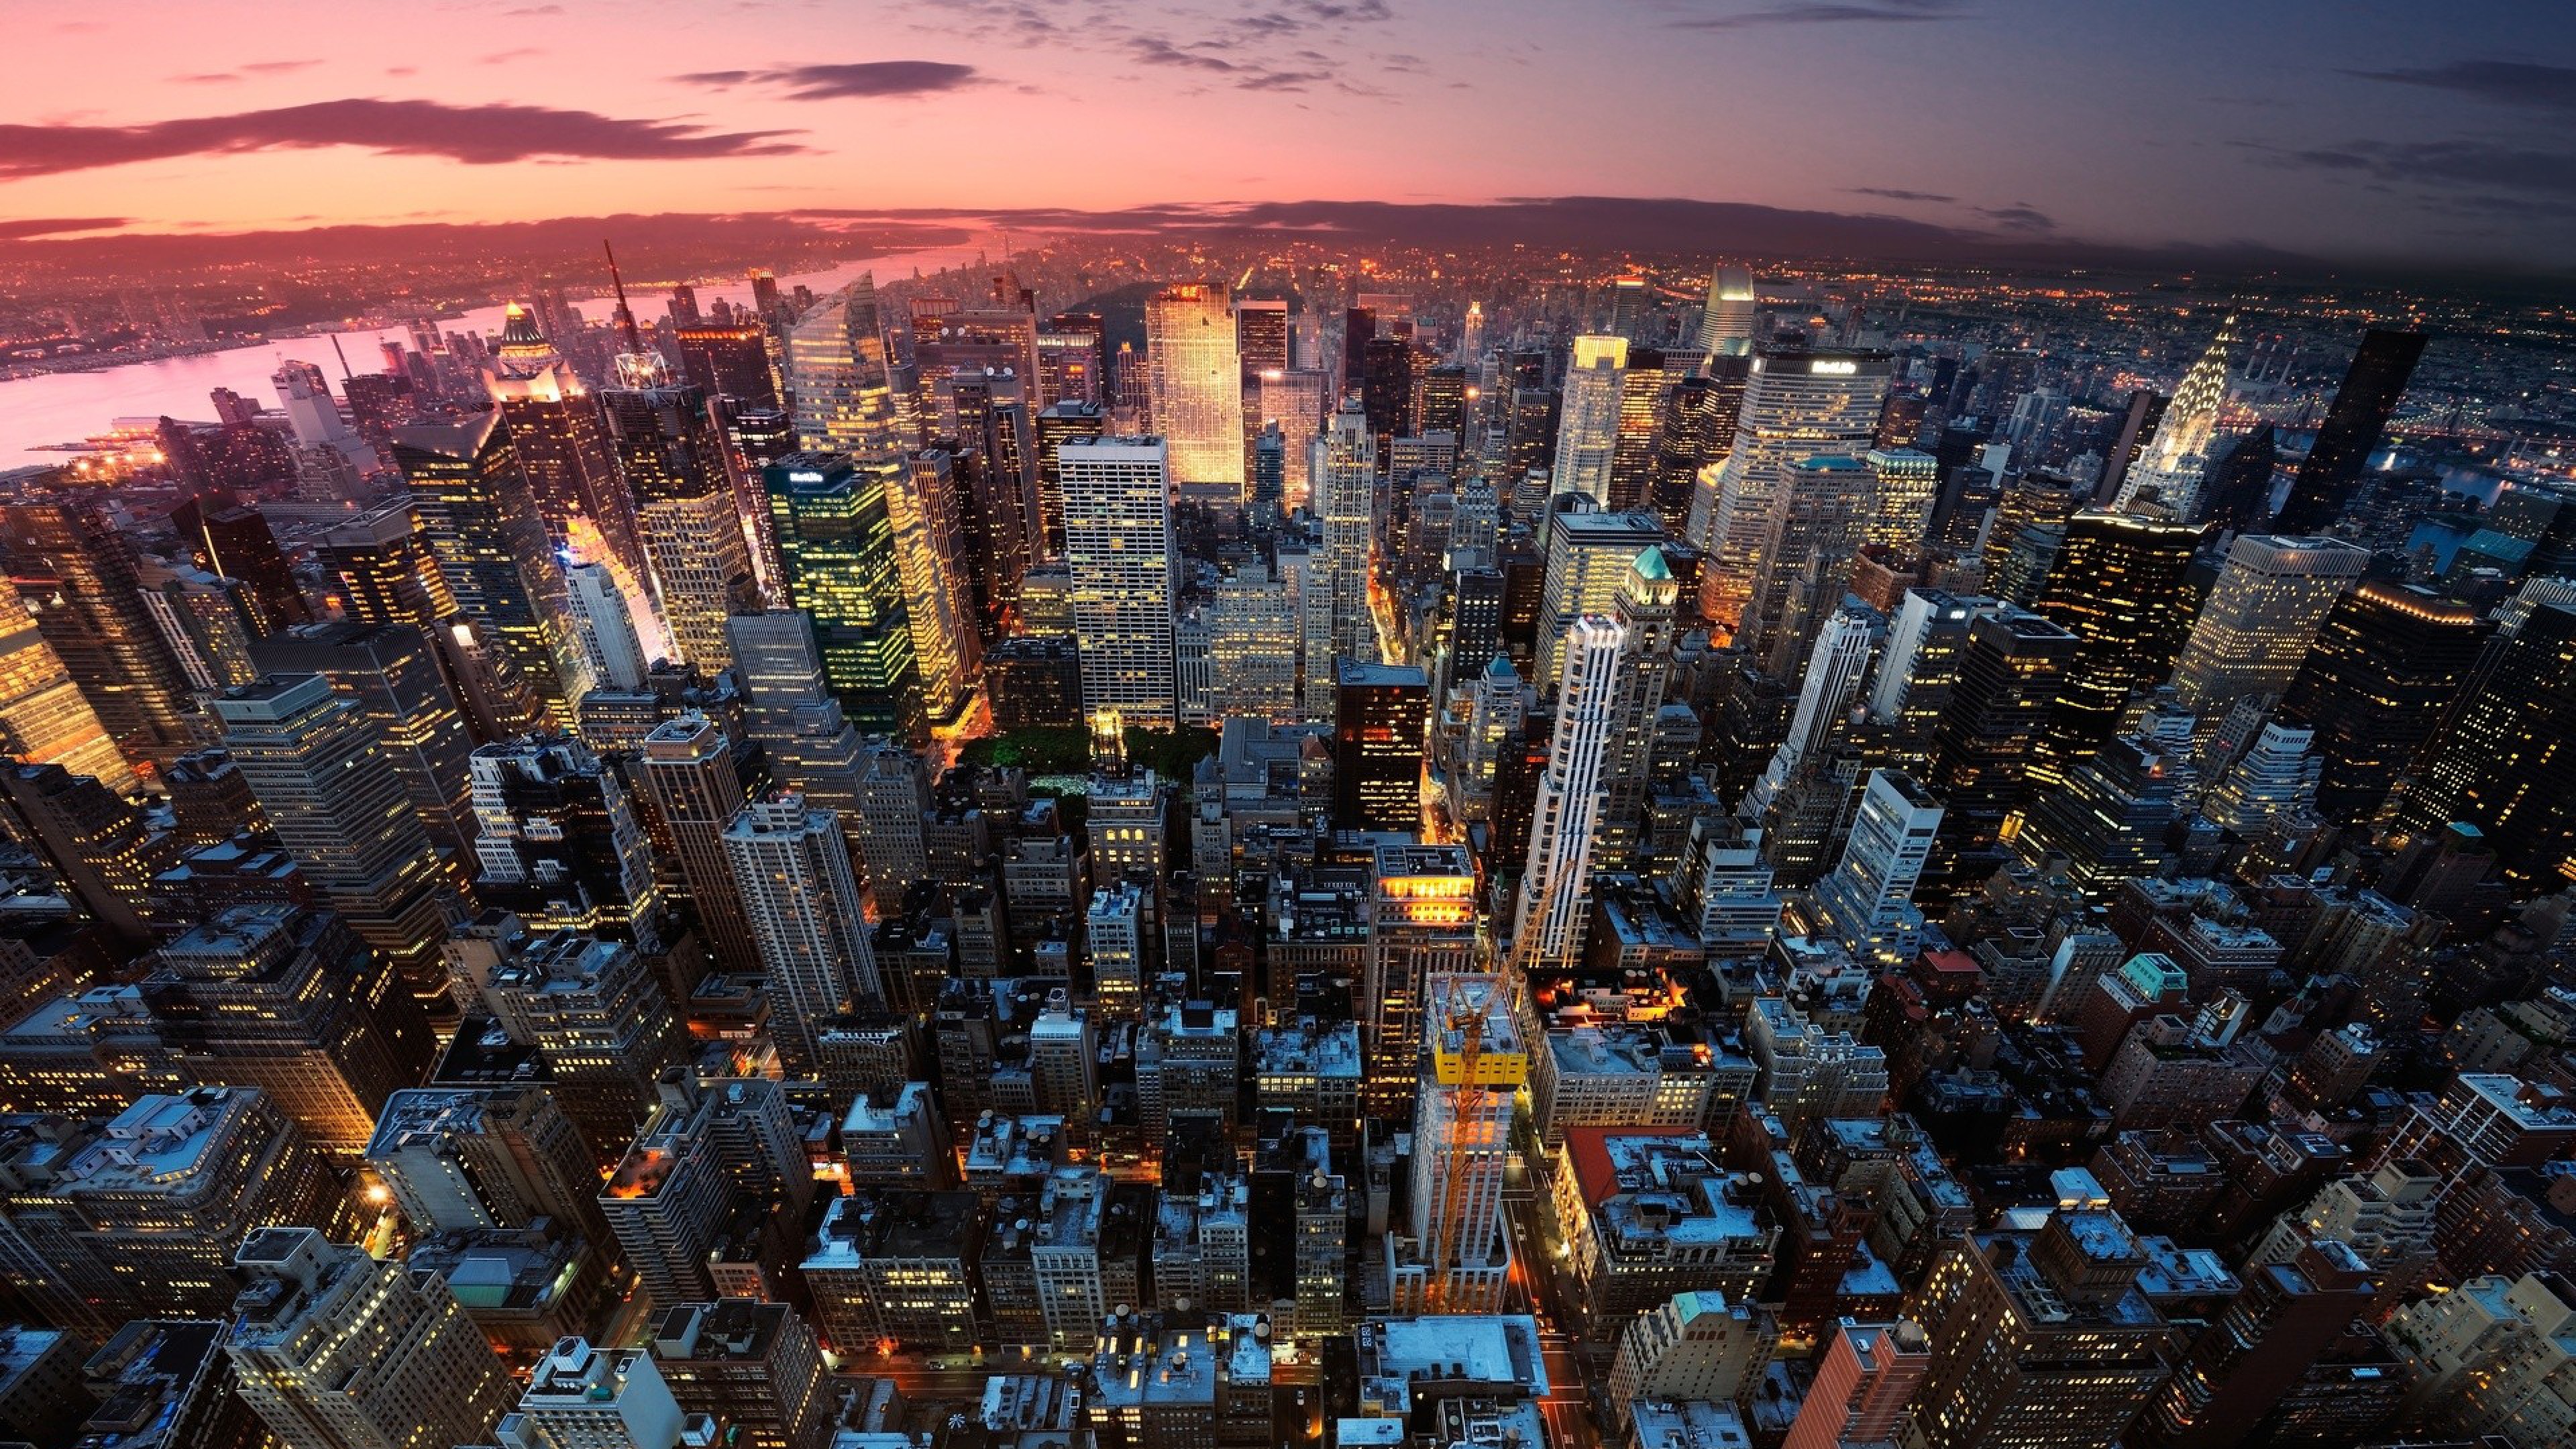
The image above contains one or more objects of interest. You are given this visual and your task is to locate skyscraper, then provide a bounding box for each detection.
[764,453,924,743]
[602,380,761,673]
[2276,328,2426,534]
[635,713,767,976]
[1929,606,2077,860]
[0,579,134,795]
[1699,348,1892,642]
[484,307,649,600]
[724,794,882,1069]
[1808,770,1943,963]
[1694,266,1758,359]
[468,735,661,943]
[1516,614,1626,969]
[2029,508,2204,785]
[1059,436,1178,727]
[886,449,980,727]
[0,498,200,773]
[393,413,584,724]
[2278,582,2492,824]
[212,674,464,995]
[784,276,906,459]
[224,1228,517,1449]
[1550,335,1629,505]
[2168,533,2368,714]
[567,559,649,692]
[2401,602,2576,883]
[2112,317,2237,517]
[249,621,481,859]
[674,322,781,411]
[1333,660,1429,833]
[1146,284,1247,491]
[365,1085,611,1242]
[1394,973,1524,1313]
[1739,453,1879,662]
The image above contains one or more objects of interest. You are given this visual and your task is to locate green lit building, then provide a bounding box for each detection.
[764,452,924,744]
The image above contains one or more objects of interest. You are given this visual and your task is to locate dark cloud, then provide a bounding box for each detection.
[1847,186,1956,203]
[1975,203,2055,231]
[1127,36,1337,90]
[0,99,807,180]
[1674,1,1970,31]
[0,217,128,239]
[673,60,983,99]
[2241,138,2576,198]
[2345,60,2576,115]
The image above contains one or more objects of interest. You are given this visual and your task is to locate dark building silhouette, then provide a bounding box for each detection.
[2277,329,2426,533]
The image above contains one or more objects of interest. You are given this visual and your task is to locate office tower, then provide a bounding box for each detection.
[1037,313,1107,408]
[784,275,905,457]
[598,1112,725,1310]
[2169,533,2368,714]
[168,493,311,636]
[1752,598,1877,816]
[635,714,766,975]
[1550,335,1629,505]
[1334,661,1429,833]
[1086,880,1146,1021]
[1739,453,1878,662]
[1868,589,1991,740]
[0,763,178,947]
[1928,607,2077,857]
[480,933,684,1155]
[1781,1319,1928,1449]
[272,359,356,447]
[1203,556,1300,722]
[1236,296,1291,377]
[604,380,761,673]
[1596,547,1681,867]
[366,1085,609,1243]
[146,904,434,1154]
[225,1229,515,1449]
[1516,615,1627,968]
[676,322,780,411]
[0,1087,337,1336]
[1505,384,1563,496]
[2194,425,2279,531]
[508,1340,687,1449]
[726,608,870,828]
[1699,348,1892,642]
[724,794,882,1069]
[2403,602,2576,881]
[1059,436,1179,726]
[317,501,453,629]
[2005,733,2183,897]
[1606,1293,1777,1421]
[1393,973,1523,1312]
[2277,329,2426,533]
[0,580,133,794]
[394,413,584,723]
[484,308,649,596]
[567,559,649,692]
[647,1301,828,1449]
[1033,400,1108,562]
[0,500,199,771]
[1809,771,1943,963]
[1695,266,1758,358]
[1649,374,1734,535]
[1605,346,1669,513]
[469,735,661,941]
[1534,506,1666,690]
[1901,1210,2170,1449]
[851,740,930,906]
[2381,1271,2576,1448]
[942,370,1042,637]
[1304,406,1380,712]
[140,564,259,699]
[1361,333,1423,457]
[2094,387,2167,504]
[1364,842,1479,1118]
[1146,284,1247,490]
[2112,317,2237,516]
[249,621,479,861]
[1861,447,1938,550]
[212,674,462,993]
[2278,582,2492,824]
[763,453,924,743]
[887,449,980,725]
[2029,508,2204,784]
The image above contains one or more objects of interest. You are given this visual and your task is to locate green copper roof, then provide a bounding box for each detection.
[1631,545,1672,580]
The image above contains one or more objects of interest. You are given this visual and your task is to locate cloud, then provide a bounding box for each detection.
[0,99,808,180]
[1674,1,1970,31]
[0,217,128,239]
[1975,203,2055,231]
[2241,138,2576,198]
[479,48,547,64]
[1127,36,1335,90]
[503,3,566,13]
[170,58,319,84]
[2345,60,2576,115]
[1847,186,1956,203]
[674,60,982,99]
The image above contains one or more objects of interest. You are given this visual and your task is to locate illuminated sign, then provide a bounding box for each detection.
[1810,360,1860,376]
[788,470,825,483]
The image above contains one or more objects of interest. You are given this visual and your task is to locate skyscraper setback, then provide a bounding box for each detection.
[1146,284,1247,492]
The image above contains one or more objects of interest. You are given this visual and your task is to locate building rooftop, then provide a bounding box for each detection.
[1356,1315,1548,1409]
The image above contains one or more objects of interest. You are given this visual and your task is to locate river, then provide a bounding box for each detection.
[0,240,995,468]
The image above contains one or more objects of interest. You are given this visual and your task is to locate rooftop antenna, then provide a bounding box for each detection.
[602,239,668,388]
[326,333,356,380]
[603,239,643,354]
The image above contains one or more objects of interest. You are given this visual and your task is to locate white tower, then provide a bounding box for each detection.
[2113,317,2239,517]
[1060,435,1178,727]
[1550,335,1629,505]
[1695,266,1758,359]
[568,559,649,692]
[1515,614,1627,968]
[722,794,881,1069]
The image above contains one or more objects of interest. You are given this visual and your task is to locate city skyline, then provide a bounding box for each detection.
[1,1,2572,276]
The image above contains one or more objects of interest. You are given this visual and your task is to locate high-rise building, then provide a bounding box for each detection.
[1309,406,1380,713]
[1146,284,1247,491]
[1901,1209,2171,1449]
[1780,1319,1927,1449]
[250,621,480,859]
[223,1227,517,1449]
[2029,508,2204,785]
[784,276,906,460]
[763,453,924,743]
[480,932,684,1156]
[1059,436,1178,726]
[168,492,311,637]
[1596,547,1682,869]
[1809,770,1943,964]
[2168,533,2367,714]
[2277,329,2426,534]
[635,713,767,975]
[1,499,200,772]
[1516,615,1626,969]
[567,559,649,692]
[2402,602,2576,882]
[212,674,464,994]
[1037,313,1107,409]
[0,762,177,947]
[1695,266,1758,358]
[2278,582,2492,824]
[886,449,980,726]
[724,794,882,1069]
[1550,335,1629,506]
[393,413,584,723]
[1364,843,1479,1118]
[365,1085,609,1244]
[1033,400,1108,561]
[1698,348,1892,642]
[507,1339,688,1449]
[0,580,133,795]
[1534,506,1665,692]
[647,1300,828,1449]
[2112,317,2237,517]
[675,323,781,411]
[484,307,650,602]
[1861,446,1939,551]
[1333,661,1428,833]
[1739,453,1880,662]
[468,735,661,942]
[604,380,761,674]
[1929,607,2077,861]
[1392,973,1524,1313]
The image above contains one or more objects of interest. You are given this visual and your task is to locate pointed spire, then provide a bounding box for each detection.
[604,239,642,355]
[498,301,547,349]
